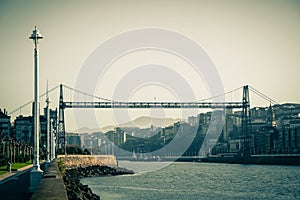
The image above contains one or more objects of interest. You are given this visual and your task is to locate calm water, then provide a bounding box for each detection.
[81,161,300,200]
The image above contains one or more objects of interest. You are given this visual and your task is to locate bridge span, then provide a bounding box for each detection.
[57,84,251,156]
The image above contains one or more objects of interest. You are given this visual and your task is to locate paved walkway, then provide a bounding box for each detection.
[0,163,45,200]
[0,164,33,183]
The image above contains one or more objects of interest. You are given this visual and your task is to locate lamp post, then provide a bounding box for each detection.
[50,118,55,160]
[46,81,50,163]
[29,26,43,193]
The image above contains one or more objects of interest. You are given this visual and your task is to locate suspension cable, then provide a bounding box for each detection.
[8,85,60,115]
[249,86,278,104]
[62,84,113,102]
[9,84,278,115]
[198,86,243,102]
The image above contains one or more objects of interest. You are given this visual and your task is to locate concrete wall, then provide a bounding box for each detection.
[57,155,117,168]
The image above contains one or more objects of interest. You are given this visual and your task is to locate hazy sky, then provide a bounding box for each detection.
[1,0,300,131]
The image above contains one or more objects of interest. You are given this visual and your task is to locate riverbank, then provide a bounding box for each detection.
[118,154,300,165]
[58,155,134,200]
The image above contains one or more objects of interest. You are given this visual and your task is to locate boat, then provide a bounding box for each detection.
[131,150,137,161]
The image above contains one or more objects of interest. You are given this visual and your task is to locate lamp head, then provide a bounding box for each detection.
[29,26,43,41]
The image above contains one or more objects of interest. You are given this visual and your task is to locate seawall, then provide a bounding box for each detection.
[57,155,118,168]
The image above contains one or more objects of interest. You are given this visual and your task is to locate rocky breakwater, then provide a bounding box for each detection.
[59,155,134,200]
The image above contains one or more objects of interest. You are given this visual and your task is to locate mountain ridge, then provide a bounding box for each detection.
[72,116,181,134]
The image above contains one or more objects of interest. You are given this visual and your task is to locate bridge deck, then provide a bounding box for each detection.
[62,101,243,109]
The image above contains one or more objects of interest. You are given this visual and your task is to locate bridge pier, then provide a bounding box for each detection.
[241,85,251,157]
[57,84,66,155]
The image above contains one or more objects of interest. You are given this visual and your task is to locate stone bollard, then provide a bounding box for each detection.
[7,162,11,172]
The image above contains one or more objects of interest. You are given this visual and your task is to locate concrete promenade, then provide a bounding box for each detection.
[31,160,68,200]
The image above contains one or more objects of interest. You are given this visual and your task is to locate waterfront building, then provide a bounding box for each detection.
[250,126,278,154]
[273,103,300,128]
[223,114,235,142]
[251,118,266,132]
[161,125,175,144]
[266,104,277,127]
[81,133,90,148]
[277,127,300,154]
[198,112,211,135]
[14,106,57,150]
[66,133,81,147]
[39,115,47,156]
[251,107,267,118]
[249,106,276,132]
[289,118,300,129]
[211,142,225,155]
[14,115,33,144]
[228,139,242,153]
[188,116,199,126]
[0,109,11,137]
[106,127,127,146]
[14,114,47,157]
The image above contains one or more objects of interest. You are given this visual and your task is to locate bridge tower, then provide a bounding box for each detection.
[241,85,251,156]
[57,84,66,154]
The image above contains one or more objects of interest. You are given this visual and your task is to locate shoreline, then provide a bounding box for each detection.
[63,165,134,199]
[200,155,300,166]
[57,155,134,199]
[118,155,300,166]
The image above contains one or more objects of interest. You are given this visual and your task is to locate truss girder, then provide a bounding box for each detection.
[62,101,243,109]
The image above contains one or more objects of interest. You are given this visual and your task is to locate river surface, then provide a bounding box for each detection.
[80,161,300,200]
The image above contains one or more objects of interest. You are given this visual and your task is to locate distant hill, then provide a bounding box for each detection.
[73,116,181,134]
[119,116,180,128]
[73,127,102,134]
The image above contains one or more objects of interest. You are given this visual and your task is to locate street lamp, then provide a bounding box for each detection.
[50,118,55,161]
[46,81,50,163]
[29,26,44,193]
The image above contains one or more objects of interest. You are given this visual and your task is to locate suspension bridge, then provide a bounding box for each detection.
[9,84,278,156]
